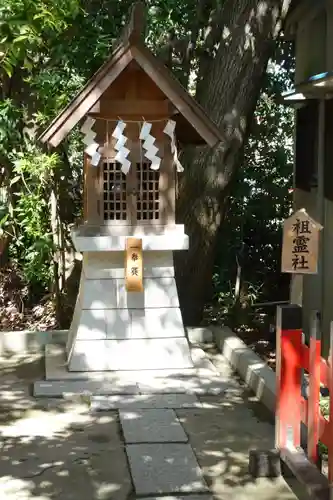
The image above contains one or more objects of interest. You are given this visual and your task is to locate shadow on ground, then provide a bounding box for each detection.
[0,349,309,500]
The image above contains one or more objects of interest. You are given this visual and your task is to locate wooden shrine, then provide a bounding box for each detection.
[39,2,222,373]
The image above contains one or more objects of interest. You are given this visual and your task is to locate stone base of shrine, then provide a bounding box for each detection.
[34,343,235,398]
[69,337,193,371]
[66,247,193,372]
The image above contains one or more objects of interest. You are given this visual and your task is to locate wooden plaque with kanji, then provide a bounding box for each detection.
[125,237,143,291]
[281,209,322,274]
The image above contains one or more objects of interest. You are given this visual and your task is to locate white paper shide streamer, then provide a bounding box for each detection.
[163,119,183,172]
[80,117,101,167]
[112,120,131,175]
[139,122,161,171]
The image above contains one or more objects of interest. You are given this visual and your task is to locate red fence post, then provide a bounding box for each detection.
[308,311,321,465]
[329,322,333,483]
[276,304,302,450]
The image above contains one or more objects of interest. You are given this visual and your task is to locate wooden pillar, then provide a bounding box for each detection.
[84,154,101,225]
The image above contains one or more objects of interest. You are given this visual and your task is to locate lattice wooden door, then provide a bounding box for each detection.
[102,160,160,224]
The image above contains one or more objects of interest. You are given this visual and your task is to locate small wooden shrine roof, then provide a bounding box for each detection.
[40,2,223,148]
[283,0,325,38]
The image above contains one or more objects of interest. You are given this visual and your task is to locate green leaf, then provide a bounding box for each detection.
[2,59,13,77]
[10,175,21,186]
[13,34,30,44]
[0,213,9,226]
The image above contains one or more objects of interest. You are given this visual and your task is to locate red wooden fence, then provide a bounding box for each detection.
[276,305,333,483]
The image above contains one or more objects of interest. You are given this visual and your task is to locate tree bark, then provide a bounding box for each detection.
[175,0,291,325]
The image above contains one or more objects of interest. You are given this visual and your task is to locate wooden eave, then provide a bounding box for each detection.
[39,41,132,147]
[130,42,223,147]
[283,0,325,39]
[39,37,223,149]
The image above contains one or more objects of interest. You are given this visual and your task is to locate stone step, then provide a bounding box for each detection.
[136,372,231,395]
[46,344,217,378]
[37,344,235,397]
[138,497,213,500]
[34,379,139,398]
[34,373,231,397]
[90,394,201,411]
[126,443,209,496]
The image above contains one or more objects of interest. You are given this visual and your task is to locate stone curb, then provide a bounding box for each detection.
[0,327,213,356]
[0,330,68,356]
[210,325,276,413]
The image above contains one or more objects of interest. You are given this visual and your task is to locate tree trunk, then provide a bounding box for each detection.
[175,0,291,325]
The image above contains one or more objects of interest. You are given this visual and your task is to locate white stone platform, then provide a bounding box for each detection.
[33,343,239,398]
[67,225,194,372]
[71,224,189,251]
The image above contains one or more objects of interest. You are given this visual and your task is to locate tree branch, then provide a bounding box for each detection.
[181,0,208,88]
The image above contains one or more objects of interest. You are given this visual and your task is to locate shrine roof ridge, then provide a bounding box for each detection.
[39,2,223,149]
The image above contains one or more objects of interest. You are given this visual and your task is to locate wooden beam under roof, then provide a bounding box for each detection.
[88,99,175,118]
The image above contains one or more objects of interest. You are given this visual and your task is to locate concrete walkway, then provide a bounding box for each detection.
[0,344,307,500]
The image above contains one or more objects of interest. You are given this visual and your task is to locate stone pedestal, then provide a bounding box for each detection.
[66,224,193,371]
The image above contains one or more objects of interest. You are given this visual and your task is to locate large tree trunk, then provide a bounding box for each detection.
[175,0,291,325]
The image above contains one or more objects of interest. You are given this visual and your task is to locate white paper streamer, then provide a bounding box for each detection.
[80,117,95,134]
[91,151,101,167]
[80,117,101,167]
[163,119,183,172]
[83,130,96,146]
[112,120,131,175]
[115,149,131,174]
[139,122,161,170]
[85,142,99,157]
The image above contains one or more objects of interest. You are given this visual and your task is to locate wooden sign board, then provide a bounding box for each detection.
[125,237,143,292]
[281,209,323,275]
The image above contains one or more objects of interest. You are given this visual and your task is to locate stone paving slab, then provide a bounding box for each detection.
[136,373,231,395]
[120,409,188,443]
[126,443,209,496]
[136,374,199,394]
[1,345,307,500]
[0,404,132,500]
[37,374,232,397]
[34,379,139,397]
[138,496,213,500]
[90,394,201,411]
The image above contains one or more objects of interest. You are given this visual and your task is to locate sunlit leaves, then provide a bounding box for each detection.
[0,0,80,76]
[0,99,21,155]
[0,0,295,300]
[13,147,60,184]
[9,146,60,285]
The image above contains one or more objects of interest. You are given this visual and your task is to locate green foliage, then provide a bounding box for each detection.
[8,147,60,286]
[0,0,80,77]
[0,0,80,295]
[0,99,21,154]
[0,0,295,322]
